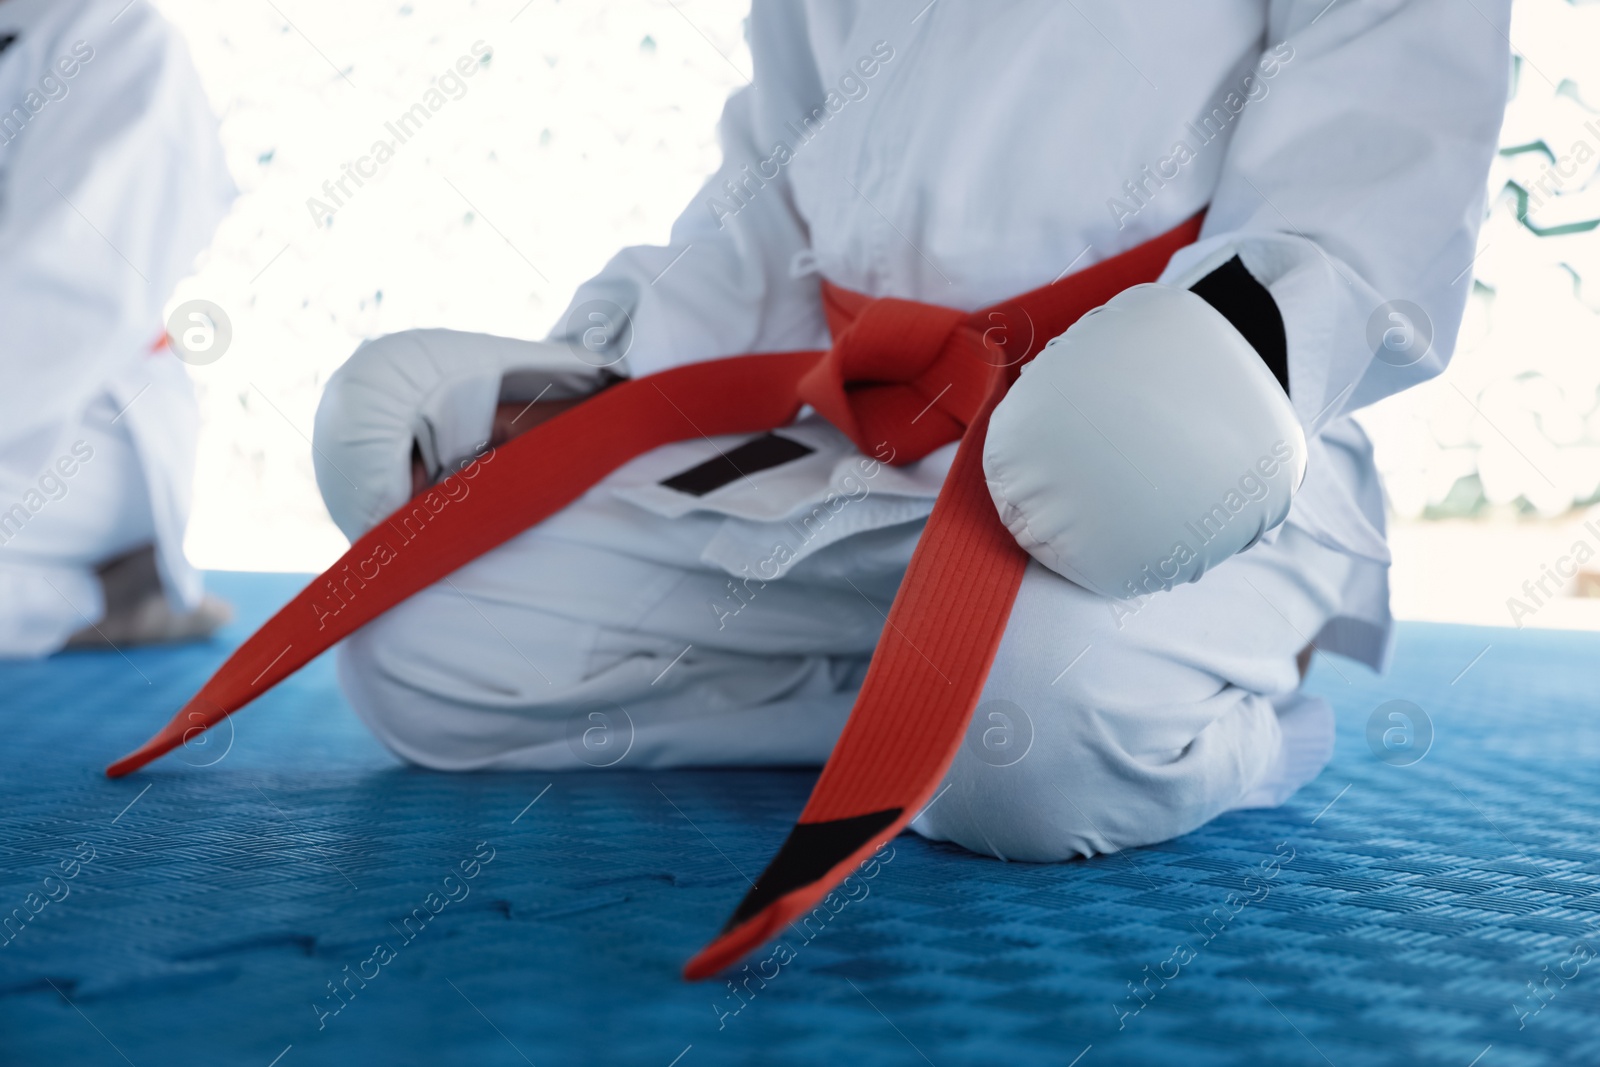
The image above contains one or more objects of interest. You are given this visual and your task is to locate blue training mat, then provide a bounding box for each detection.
[2,571,1597,1066]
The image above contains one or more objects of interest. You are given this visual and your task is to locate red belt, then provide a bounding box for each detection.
[108,213,1204,980]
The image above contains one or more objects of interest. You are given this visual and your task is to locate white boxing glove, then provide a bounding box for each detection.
[312,329,604,541]
[982,283,1306,599]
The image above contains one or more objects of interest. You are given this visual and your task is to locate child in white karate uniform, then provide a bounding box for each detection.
[0,0,234,657]
[312,0,1509,860]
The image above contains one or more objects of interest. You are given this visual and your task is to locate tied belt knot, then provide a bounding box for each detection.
[801,284,1034,464]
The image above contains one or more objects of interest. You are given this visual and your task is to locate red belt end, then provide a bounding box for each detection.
[682,907,787,982]
[105,719,189,778]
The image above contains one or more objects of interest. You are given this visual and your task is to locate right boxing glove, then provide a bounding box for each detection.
[312,329,604,541]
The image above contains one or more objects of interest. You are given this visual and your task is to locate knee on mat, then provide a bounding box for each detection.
[913,698,1250,863]
[335,614,453,766]
[333,590,588,771]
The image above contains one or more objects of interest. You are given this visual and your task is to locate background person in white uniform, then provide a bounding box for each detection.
[0,0,234,658]
[313,0,1510,861]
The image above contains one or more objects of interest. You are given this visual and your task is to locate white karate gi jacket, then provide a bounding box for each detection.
[549,0,1511,671]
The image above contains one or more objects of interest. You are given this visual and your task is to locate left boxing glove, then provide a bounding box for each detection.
[982,283,1306,600]
[313,329,603,541]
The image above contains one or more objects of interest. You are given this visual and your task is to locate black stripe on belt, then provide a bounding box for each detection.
[659,433,815,497]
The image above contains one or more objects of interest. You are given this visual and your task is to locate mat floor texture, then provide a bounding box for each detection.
[2,572,1597,1066]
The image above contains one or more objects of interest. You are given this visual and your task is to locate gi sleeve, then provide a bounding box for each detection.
[1158,0,1512,436]
[544,0,830,380]
[0,0,234,475]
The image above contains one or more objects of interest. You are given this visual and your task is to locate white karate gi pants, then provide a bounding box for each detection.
[0,359,199,659]
[337,434,1354,862]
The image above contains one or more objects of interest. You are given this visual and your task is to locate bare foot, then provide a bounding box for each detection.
[66,545,233,649]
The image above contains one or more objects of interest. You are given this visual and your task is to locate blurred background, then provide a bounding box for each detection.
[155,0,1600,632]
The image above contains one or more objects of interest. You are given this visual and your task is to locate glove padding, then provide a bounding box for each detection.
[313,329,603,541]
[983,283,1306,599]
